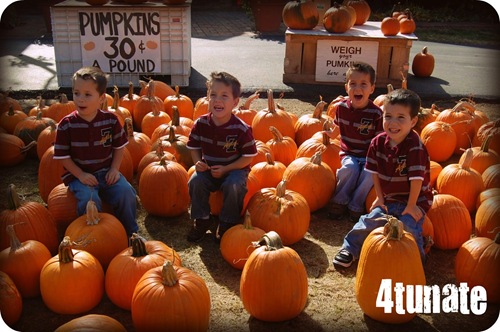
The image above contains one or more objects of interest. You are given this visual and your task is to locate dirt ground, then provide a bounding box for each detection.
[2,96,500,332]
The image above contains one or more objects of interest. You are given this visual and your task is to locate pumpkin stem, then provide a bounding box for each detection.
[480,135,492,153]
[252,231,284,251]
[6,184,22,211]
[161,260,178,286]
[127,81,134,99]
[242,211,254,230]
[310,151,324,165]
[269,126,284,142]
[266,89,276,113]
[452,101,476,116]
[276,180,287,198]
[112,86,120,110]
[264,152,275,165]
[6,224,22,252]
[130,233,149,257]
[241,90,260,110]
[312,100,327,119]
[58,236,75,264]
[383,215,405,240]
[171,106,180,125]
[85,199,100,225]
[459,148,474,170]
[125,117,134,137]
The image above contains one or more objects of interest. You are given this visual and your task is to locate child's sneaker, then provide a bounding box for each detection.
[328,203,347,220]
[187,217,215,242]
[333,249,354,268]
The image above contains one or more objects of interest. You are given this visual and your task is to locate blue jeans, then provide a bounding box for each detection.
[68,170,138,237]
[331,155,373,213]
[342,202,425,262]
[188,169,248,227]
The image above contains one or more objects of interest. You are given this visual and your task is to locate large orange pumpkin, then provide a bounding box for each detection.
[36,122,57,160]
[133,81,165,131]
[458,137,500,175]
[151,126,193,170]
[482,164,500,189]
[13,111,56,158]
[119,82,141,119]
[282,0,319,30]
[45,93,76,123]
[150,106,191,142]
[247,180,310,245]
[266,126,297,166]
[219,212,266,270]
[296,131,342,174]
[0,271,22,327]
[399,9,416,34]
[323,2,354,33]
[435,148,485,213]
[420,121,456,162]
[136,145,177,186]
[455,233,500,303]
[64,200,129,270]
[426,193,472,250]
[435,101,476,155]
[415,104,439,134]
[105,234,182,310]
[342,0,370,25]
[474,196,500,240]
[0,106,28,134]
[131,260,211,331]
[293,99,330,146]
[163,85,194,119]
[355,216,425,324]
[38,146,65,203]
[0,133,35,167]
[40,236,104,315]
[0,184,59,255]
[0,225,52,298]
[249,152,286,190]
[240,231,308,322]
[282,151,336,212]
[139,79,175,102]
[139,157,190,217]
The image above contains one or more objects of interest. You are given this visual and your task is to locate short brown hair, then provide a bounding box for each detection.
[206,71,241,99]
[72,66,108,95]
[345,62,376,85]
[383,89,421,118]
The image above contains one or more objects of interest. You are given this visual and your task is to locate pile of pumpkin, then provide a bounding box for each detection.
[0,79,499,327]
[282,0,415,35]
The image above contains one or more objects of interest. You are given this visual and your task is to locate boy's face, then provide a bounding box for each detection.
[383,103,417,145]
[345,71,375,110]
[208,80,239,125]
[73,77,105,121]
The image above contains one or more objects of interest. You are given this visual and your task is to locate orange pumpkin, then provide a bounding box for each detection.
[131,260,211,331]
[54,314,126,332]
[139,157,190,217]
[40,236,104,314]
[27,96,49,117]
[220,212,266,270]
[422,215,434,254]
[0,225,52,298]
[476,188,500,210]
[0,106,28,134]
[36,122,57,160]
[436,148,485,213]
[249,139,274,167]
[426,193,472,250]
[294,99,330,146]
[0,184,59,255]
[482,164,500,189]
[0,271,22,327]
[136,145,177,186]
[139,79,175,102]
[64,200,129,270]
[249,152,286,190]
[415,103,439,134]
[150,106,190,142]
[13,111,56,158]
[106,86,131,127]
[119,82,141,120]
[163,85,194,119]
[233,90,259,126]
[429,160,442,188]
[342,0,370,25]
[252,89,295,143]
[356,216,425,324]
[133,81,165,131]
[475,196,500,240]
[247,181,310,245]
[323,2,353,33]
[474,119,500,154]
[266,126,297,166]
[45,93,76,123]
[373,84,393,107]
[123,118,153,173]
[105,234,182,310]
[151,127,193,170]
[0,133,35,167]
[455,233,500,303]
[240,231,308,322]
[435,101,476,155]
[459,137,500,175]
[380,16,400,36]
[38,146,65,203]
[282,151,336,212]
[412,46,435,78]
[192,96,209,121]
[0,92,22,115]
[399,9,416,34]
[282,0,319,30]
[420,121,456,162]
[296,131,342,174]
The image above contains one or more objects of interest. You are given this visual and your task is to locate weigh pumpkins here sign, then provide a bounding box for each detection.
[79,10,162,73]
[315,40,378,83]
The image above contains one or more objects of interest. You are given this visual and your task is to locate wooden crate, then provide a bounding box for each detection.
[283,21,417,88]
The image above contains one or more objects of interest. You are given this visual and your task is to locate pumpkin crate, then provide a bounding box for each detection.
[51,0,192,88]
[283,21,417,88]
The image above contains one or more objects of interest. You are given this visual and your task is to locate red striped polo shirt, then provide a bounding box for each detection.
[54,110,128,185]
[187,113,257,169]
[333,98,383,157]
[365,130,433,212]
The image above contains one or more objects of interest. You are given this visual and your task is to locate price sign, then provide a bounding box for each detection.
[79,10,162,73]
[315,40,378,82]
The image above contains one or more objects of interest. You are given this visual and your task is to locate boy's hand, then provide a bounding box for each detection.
[105,168,120,185]
[402,204,423,222]
[370,196,386,212]
[210,165,225,179]
[78,172,98,187]
[195,160,210,172]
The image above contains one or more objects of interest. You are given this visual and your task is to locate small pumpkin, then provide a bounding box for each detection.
[399,9,416,34]
[54,314,126,332]
[412,46,435,78]
[294,98,330,146]
[120,82,141,119]
[133,80,165,131]
[459,137,500,175]
[131,260,211,331]
[0,106,28,134]
[455,233,500,304]
[220,212,266,270]
[0,133,36,167]
[36,122,57,160]
[266,126,297,166]
[0,271,22,327]
[233,90,259,126]
[342,0,370,25]
[282,0,319,30]
[380,16,400,36]
[323,2,354,33]
[139,79,175,102]
[435,101,476,155]
[163,85,194,120]
[420,121,456,162]
[249,152,286,190]
[240,231,308,322]
[40,236,104,315]
[475,196,500,240]
[482,164,500,189]
[45,93,76,123]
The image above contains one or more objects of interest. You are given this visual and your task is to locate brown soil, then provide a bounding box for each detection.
[2,97,499,332]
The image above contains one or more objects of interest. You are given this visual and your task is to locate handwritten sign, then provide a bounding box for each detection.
[315,40,378,82]
[79,10,162,73]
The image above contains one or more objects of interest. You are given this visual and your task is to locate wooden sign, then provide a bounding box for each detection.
[315,39,378,82]
[79,10,162,73]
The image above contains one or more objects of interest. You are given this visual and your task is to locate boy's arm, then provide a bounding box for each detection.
[106,147,125,185]
[61,158,98,186]
[191,149,210,172]
[402,179,424,222]
[209,155,254,179]
[370,172,385,212]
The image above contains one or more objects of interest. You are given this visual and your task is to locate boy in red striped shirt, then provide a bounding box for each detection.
[333,89,433,268]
